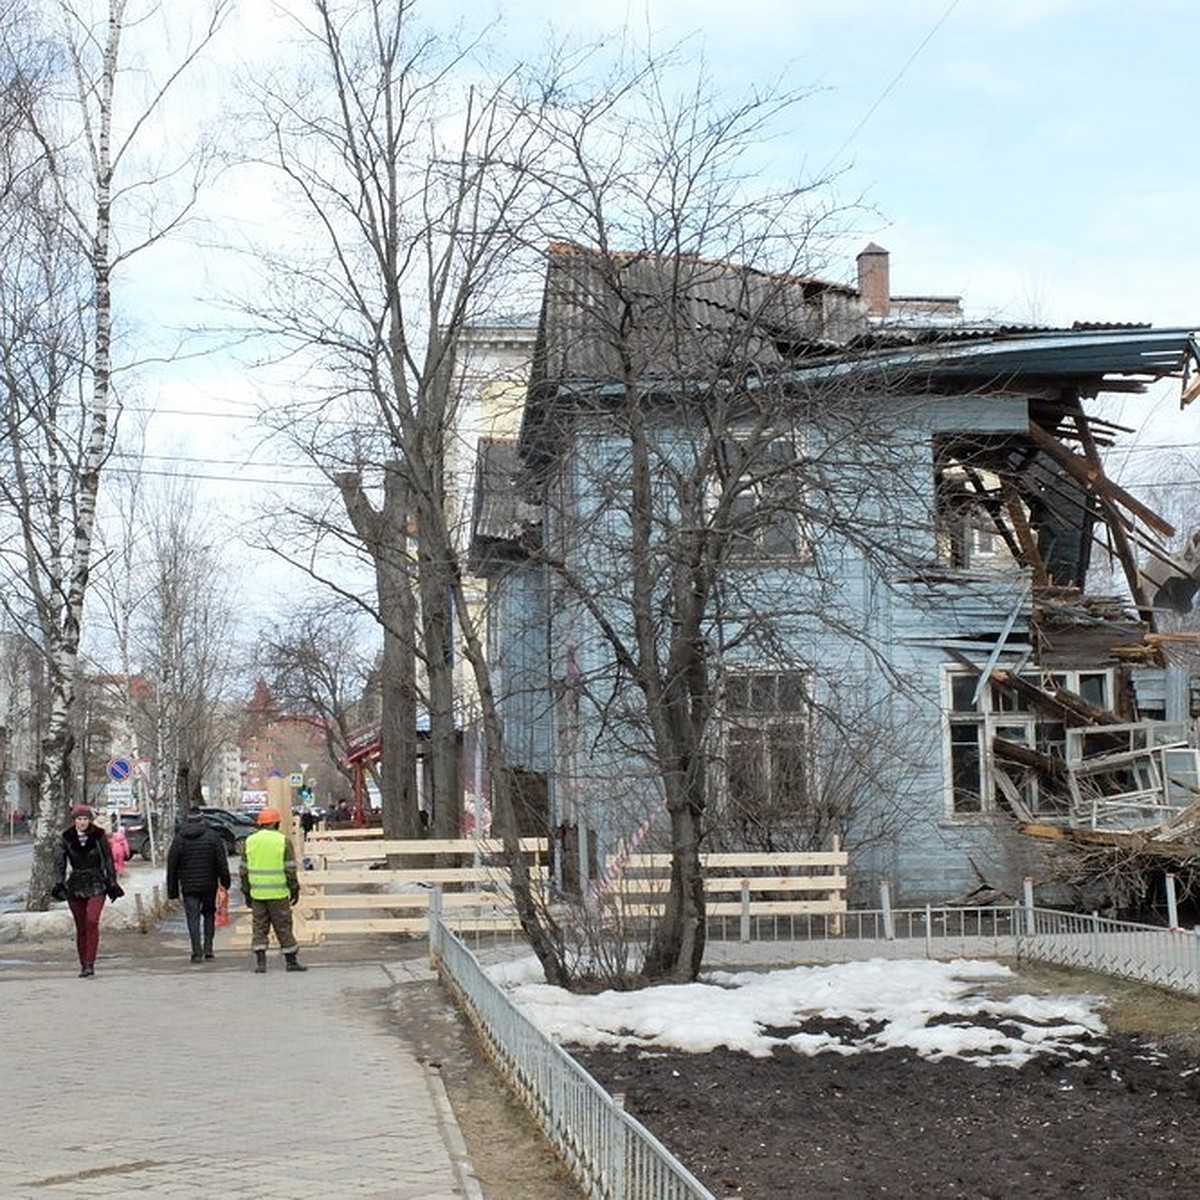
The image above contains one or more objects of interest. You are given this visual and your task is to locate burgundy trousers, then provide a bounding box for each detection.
[67,893,106,968]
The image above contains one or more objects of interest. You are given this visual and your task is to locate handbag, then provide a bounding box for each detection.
[215,884,230,927]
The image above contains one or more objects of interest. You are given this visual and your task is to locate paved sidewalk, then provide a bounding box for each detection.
[0,933,483,1199]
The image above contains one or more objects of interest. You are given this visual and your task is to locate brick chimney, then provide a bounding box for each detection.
[856,242,890,317]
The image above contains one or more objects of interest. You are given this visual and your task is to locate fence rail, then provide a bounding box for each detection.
[295,835,547,941]
[264,833,1200,1000]
[429,898,716,1200]
[1015,908,1200,996]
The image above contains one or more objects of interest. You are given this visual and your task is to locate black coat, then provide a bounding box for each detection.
[166,818,232,898]
[53,825,117,898]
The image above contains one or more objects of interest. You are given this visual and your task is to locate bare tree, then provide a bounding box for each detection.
[240,0,645,982]
[500,39,903,979]
[134,480,241,830]
[0,3,91,861]
[238,1,905,985]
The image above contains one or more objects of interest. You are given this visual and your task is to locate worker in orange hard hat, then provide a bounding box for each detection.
[239,806,306,973]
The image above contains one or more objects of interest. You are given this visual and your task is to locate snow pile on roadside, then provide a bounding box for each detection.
[488,955,1107,1069]
[0,863,169,942]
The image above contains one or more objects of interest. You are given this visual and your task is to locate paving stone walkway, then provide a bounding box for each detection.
[0,933,482,1199]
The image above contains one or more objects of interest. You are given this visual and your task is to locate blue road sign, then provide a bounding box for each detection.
[106,757,132,783]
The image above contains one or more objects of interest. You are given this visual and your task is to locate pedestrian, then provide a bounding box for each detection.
[166,807,232,963]
[51,804,124,978]
[239,806,306,973]
[109,822,130,875]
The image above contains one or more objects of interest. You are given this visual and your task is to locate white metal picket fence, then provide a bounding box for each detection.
[1014,904,1200,996]
[428,894,715,1200]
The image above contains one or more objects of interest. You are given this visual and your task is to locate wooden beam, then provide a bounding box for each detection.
[1018,821,1200,859]
[1026,420,1173,538]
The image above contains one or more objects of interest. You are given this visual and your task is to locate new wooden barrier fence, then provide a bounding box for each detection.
[230,832,848,945]
[597,850,848,933]
[233,834,548,945]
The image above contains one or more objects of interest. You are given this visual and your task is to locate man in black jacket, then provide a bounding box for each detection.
[166,808,232,963]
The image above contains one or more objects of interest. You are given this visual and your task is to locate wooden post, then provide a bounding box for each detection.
[830,834,844,937]
[267,775,315,945]
[1023,877,1036,936]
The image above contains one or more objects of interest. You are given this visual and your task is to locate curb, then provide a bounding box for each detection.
[423,1062,485,1200]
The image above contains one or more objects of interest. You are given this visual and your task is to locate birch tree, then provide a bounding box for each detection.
[0,0,230,907]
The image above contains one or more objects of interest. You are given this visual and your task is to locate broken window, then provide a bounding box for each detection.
[1064,722,1198,829]
[945,667,1112,818]
[933,438,1020,570]
[720,668,811,844]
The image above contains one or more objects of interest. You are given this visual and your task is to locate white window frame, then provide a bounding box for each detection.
[943,666,1113,819]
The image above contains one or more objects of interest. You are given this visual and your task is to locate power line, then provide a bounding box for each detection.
[821,0,963,176]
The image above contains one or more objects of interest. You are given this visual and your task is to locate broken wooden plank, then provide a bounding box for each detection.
[1026,420,1174,538]
[1018,821,1200,859]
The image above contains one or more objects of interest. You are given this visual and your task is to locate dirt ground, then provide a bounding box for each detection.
[570,962,1200,1198]
[385,968,581,1199]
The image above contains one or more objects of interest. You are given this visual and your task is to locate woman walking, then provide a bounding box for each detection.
[51,805,124,977]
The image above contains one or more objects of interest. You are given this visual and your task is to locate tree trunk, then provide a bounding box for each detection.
[27,716,75,908]
[641,796,707,982]
[451,572,570,986]
[419,544,460,839]
[337,467,421,839]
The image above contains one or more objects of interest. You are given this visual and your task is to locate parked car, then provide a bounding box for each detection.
[195,806,258,856]
[115,812,154,860]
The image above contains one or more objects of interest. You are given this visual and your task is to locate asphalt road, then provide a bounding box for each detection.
[0,841,32,911]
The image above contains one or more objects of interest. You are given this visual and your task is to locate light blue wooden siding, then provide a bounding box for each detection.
[488,561,554,772]
[536,390,1055,903]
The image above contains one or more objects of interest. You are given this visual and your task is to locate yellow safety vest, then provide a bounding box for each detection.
[244,829,290,900]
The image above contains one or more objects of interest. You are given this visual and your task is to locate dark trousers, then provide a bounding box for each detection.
[182,891,217,955]
[250,897,297,954]
[67,893,106,968]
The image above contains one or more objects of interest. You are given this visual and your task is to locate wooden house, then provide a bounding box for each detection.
[470,242,1200,906]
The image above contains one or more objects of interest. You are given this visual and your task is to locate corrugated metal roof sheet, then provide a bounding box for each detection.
[781,327,1200,388]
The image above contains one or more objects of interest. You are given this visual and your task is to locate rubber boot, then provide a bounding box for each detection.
[254,949,267,974]
[284,951,307,972]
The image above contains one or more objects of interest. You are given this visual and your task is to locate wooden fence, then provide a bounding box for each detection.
[596,850,848,930]
[233,833,547,945]
[230,833,847,945]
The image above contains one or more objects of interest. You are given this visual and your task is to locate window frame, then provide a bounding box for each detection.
[719,666,813,836]
[715,432,812,563]
[942,666,1113,819]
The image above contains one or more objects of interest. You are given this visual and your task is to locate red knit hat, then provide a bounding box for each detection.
[69,805,94,818]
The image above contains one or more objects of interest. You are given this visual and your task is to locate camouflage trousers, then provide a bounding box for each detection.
[249,897,297,954]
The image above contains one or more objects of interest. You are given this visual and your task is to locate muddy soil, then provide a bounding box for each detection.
[571,962,1200,1198]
